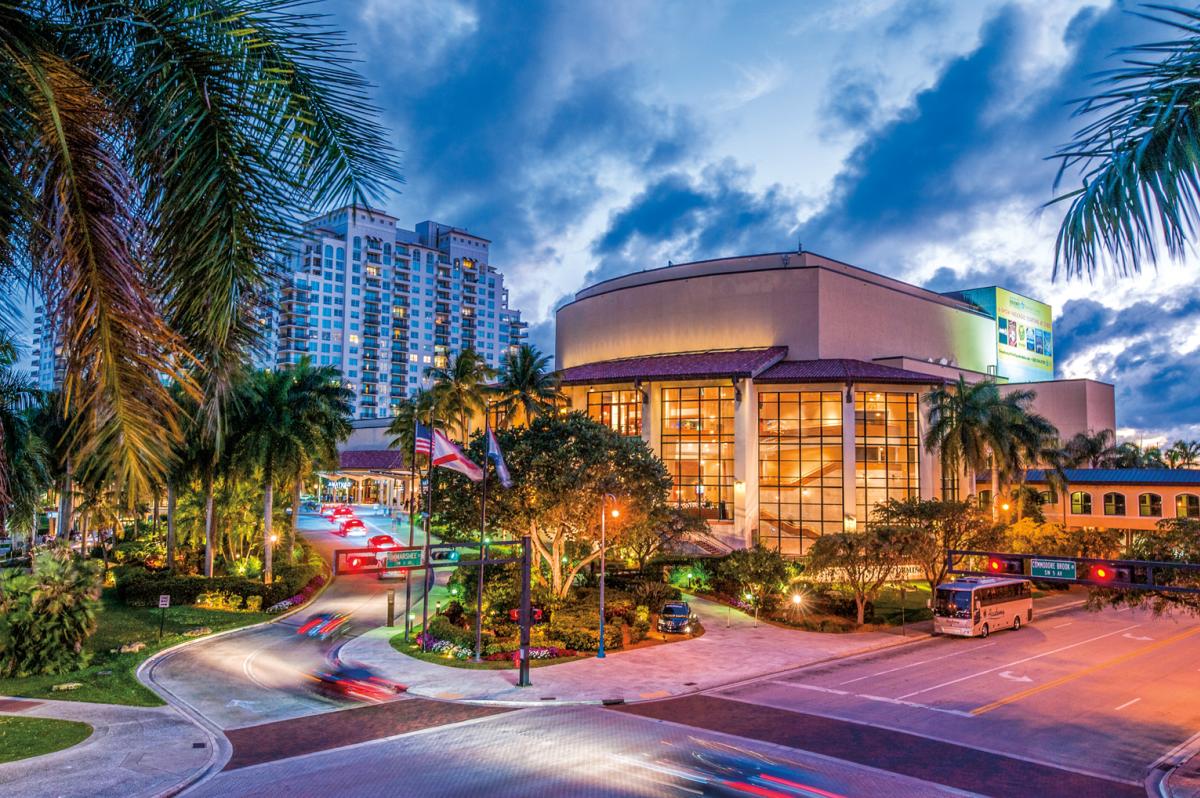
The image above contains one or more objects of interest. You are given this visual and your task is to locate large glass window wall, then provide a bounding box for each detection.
[758,391,843,556]
[855,391,919,523]
[661,386,734,520]
[587,389,643,437]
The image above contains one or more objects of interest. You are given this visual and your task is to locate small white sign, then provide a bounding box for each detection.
[158,595,171,608]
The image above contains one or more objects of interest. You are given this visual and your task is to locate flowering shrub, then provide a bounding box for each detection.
[265,573,327,614]
[415,632,472,659]
[482,646,577,663]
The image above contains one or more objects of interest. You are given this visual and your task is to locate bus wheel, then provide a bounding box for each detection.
[980,623,990,638]
[1013,616,1021,631]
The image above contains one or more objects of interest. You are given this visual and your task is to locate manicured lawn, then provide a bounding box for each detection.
[389,636,589,669]
[0,716,92,763]
[0,589,269,707]
[871,583,934,625]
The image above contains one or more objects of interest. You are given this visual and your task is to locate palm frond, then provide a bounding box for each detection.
[1050,4,1200,278]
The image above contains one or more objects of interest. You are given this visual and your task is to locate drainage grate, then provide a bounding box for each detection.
[540,696,556,701]
[192,742,206,749]
[683,682,698,686]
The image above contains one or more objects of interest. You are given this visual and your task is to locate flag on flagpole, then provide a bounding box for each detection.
[432,429,484,481]
[414,422,433,456]
[485,428,513,488]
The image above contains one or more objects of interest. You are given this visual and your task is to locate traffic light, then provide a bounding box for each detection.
[1089,563,1114,583]
[1110,564,1151,586]
[986,555,1024,576]
[429,547,461,564]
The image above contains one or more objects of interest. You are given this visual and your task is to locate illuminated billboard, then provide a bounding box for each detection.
[956,287,1054,382]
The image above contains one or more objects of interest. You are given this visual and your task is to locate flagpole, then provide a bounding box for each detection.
[420,415,436,648]
[474,413,490,662]
[405,417,418,643]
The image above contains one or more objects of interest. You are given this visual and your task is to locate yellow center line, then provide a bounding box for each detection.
[972,625,1200,716]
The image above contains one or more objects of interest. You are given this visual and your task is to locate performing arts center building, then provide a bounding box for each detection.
[554,250,1116,556]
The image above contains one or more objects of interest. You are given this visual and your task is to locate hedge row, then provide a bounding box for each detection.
[115,562,321,609]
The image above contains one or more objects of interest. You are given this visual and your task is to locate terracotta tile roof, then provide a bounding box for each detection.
[755,358,946,384]
[338,450,406,470]
[557,347,787,385]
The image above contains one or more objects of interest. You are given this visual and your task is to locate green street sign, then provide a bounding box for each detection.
[1030,558,1077,580]
[384,549,424,568]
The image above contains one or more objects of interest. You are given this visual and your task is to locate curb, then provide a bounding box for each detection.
[134,550,335,798]
[1149,729,1200,798]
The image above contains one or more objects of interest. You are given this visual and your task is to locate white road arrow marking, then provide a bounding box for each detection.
[226,699,259,709]
[999,671,1032,683]
[1123,632,1153,641]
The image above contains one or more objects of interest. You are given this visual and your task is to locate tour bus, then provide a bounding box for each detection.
[933,576,1033,637]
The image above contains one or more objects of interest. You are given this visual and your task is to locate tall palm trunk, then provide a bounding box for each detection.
[166,482,177,573]
[989,452,1000,522]
[263,473,274,584]
[58,459,73,548]
[203,463,215,577]
[288,477,302,565]
[152,489,160,541]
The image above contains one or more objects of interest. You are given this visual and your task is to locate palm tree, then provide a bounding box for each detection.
[0,335,46,543]
[990,393,1058,515]
[0,3,400,505]
[494,344,563,428]
[1063,429,1117,468]
[425,349,496,440]
[924,377,1001,507]
[233,362,351,582]
[1164,439,1200,468]
[387,389,436,457]
[1051,6,1200,278]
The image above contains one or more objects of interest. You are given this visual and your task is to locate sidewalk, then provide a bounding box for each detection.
[0,696,213,798]
[338,594,928,705]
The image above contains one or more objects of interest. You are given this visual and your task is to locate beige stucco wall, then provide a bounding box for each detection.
[555,253,997,371]
[1038,484,1198,531]
[1001,379,1116,441]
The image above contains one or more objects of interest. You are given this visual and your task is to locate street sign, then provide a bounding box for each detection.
[1030,559,1077,580]
[158,594,171,608]
[385,549,424,568]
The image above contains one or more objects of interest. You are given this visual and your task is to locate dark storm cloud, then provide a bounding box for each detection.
[800,2,1153,267]
[342,0,704,266]
[921,261,1037,299]
[585,160,798,285]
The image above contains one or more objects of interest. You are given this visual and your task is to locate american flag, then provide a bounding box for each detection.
[414,422,433,456]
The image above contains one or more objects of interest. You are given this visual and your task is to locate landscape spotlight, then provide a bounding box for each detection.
[791,593,803,606]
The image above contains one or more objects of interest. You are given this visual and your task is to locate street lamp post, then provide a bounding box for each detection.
[598,493,618,659]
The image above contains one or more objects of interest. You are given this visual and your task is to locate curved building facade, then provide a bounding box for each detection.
[555,251,1115,555]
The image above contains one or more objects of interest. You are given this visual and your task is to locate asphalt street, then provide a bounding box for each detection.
[704,603,1200,786]
[150,509,430,729]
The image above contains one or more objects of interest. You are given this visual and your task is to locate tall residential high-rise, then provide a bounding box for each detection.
[273,205,526,418]
[27,302,62,391]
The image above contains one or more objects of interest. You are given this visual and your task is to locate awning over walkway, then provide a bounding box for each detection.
[557,347,787,385]
[755,358,945,385]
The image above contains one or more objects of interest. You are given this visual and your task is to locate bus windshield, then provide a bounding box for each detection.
[934,588,972,618]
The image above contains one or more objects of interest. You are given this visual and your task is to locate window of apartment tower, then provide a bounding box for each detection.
[855,391,919,524]
[661,386,735,521]
[758,391,843,556]
[586,389,642,437]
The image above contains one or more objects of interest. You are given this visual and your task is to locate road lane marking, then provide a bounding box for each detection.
[763,681,975,718]
[1122,632,1153,641]
[971,625,1200,715]
[837,643,997,686]
[998,671,1031,683]
[1114,698,1140,711]
[1052,622,1073,629]
[897,624,1142,700]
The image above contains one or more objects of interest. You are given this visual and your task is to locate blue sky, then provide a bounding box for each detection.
[7,0,1198,442]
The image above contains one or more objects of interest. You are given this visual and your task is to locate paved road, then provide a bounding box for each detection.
[188,704,967,798]
[690,603,1200,788]
[150,509,431,729]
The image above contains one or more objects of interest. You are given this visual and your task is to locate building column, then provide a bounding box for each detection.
[918,390,937,500]
[735,377,757,548]
[842,385,858,529]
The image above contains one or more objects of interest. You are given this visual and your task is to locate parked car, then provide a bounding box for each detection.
[657,602,697,634]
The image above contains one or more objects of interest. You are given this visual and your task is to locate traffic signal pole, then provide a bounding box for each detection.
[518,533,532,687]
